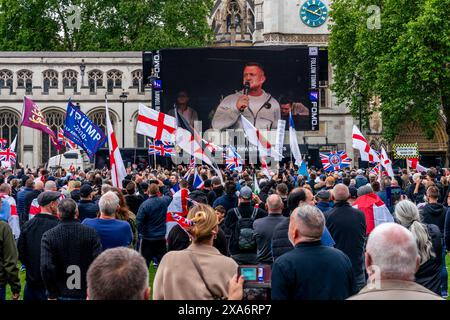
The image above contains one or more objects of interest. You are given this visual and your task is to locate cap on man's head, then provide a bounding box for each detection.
[316,190,330,200]
[37,191,61,206]
[80,184,93,198]
[239,186,252,200]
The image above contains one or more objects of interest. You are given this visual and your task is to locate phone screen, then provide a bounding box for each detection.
[240,267,257,281]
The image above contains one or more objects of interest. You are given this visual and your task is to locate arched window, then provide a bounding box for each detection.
[17,70,33,94]
[132,69,143,93]
[62,69,78,92]
[0,110,20,156]
[88,69,103,93]
[42,109,65,164]
[43,70,58,93]
[0,69,13,94]
[106,70,122,93]
[89,109,116,148]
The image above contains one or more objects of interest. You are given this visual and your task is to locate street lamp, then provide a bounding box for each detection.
[356,92,363,130]
[80,59,86,88]
[119,90,128,148]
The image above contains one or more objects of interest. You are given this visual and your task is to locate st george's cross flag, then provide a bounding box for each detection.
[136,103,176,143]
[407,158,428,173]
[380,147,394,177]
[352,125,380,163]
[105,99,126,188]
[240,115,282,159]
[320,150,352,172]
[353,193,394,235]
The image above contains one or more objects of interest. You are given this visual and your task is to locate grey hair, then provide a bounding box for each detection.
[44,180,57,191]
[99,191,119,216]
[292,204,325,239]
[87,247,149,300]
[357,184,373,197]
[394,200,435,265]
[267,194,283,212]
[57,198,78,221]
[101,184,114,195]
[366,223,419,281]
[333,184,350,201]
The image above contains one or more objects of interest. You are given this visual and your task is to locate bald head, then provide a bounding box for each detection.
[35,181,44,191]
[45,180,57,191]
[266,194,283,214]
[366,223,419,281]
[290,205,325,242]
[333,184,350,201]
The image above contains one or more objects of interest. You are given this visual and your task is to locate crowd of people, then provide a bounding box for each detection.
[0,162,449,300]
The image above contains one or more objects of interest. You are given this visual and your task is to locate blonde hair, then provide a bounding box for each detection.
[395,200,435,265]
[187,204,218,243]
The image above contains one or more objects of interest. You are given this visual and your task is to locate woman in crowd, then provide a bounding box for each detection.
[110,187,138,249]
[394,200,442,295]
[153,204,238,300]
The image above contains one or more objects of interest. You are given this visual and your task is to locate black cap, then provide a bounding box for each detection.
[80,184,93,198]
[37,191,61,207]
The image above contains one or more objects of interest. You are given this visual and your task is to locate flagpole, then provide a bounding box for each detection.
[153,138,157,170]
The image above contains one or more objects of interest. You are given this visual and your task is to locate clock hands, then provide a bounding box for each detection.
[304,8,322,17]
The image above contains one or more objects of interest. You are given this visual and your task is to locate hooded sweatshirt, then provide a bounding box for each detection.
[421,203,446,234]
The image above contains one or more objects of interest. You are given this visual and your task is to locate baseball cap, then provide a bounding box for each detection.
[79,184,93,198]
[37,191,61,207]
[316,190,331,200]
[239,186,253,200]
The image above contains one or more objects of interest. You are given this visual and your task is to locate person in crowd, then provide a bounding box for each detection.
[395,200,442,295]
[153,204,243,300]
[16,178,34,227]
[355,169,368,189]
[82,191,133,251]
[208,177,224,205]
[272,187,335,261]
[0,183,19,240]
[253,194,286,265]
[136,183,171,267]
[124,181,144,216]
[77,184,99,222]
[348,223,443,300]
[110,187,138,249]
[407,173,426,205]
[420,185,448,297]
[18,191,60,300]
[87,247,150,300]
[213,181,238,212]
[275,183,290,217]
[0,202,20,300]
[224,186,267,264]
[69,180,82,202]
[41,198,102,300]
[326,184,367,291]
[315,190,333,214]
[271,205,356,300]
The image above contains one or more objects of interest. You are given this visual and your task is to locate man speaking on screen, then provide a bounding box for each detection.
[211,62,281,131]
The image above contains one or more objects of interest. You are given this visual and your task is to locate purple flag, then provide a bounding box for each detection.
[21,97,59,149]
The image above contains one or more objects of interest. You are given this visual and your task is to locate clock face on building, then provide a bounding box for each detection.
[300,0,328,27]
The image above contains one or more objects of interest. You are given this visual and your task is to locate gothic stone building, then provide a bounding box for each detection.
[0,52,149,168]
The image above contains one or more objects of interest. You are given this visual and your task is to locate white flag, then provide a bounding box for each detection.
[105,99,126,188]
[289,112,303,166]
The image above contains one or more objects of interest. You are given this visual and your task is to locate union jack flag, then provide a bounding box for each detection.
[148,138,174,157]
[224,146,243,172]
[58,128,77,149]
[0,148,16,164]
[320,150,352,172]
[0,138,7,149]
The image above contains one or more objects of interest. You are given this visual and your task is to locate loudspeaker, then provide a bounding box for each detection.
[142,51,153,85]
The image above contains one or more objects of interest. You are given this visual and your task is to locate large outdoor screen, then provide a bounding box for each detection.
[144,46,321,132]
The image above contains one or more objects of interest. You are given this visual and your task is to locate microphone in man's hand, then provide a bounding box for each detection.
[243,82,250,95]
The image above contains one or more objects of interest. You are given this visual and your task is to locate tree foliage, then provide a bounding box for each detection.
[328,0,450,145]
[0,0,214,51]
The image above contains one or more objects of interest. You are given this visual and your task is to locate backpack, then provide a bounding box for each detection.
[233,207,258,251]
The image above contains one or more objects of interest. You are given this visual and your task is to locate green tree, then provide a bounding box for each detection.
[0,0,214,51]
[329,0,450,161]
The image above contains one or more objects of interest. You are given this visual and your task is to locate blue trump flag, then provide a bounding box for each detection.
[64,100,107,159]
